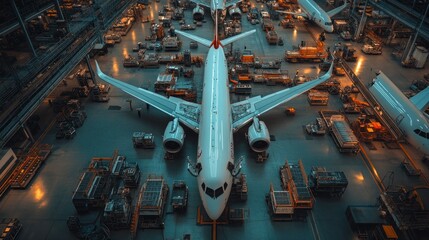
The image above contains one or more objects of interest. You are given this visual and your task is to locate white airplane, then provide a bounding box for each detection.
[96,12,334,220]
[278,0,348,32]
[368,72,429,156]
[190,0,241,21]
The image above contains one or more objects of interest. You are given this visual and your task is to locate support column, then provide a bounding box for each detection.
[54,0,65,20]
[10,0,37,58]
[401,34,416,63]
[386,19,398,46]
[402,3,429,63]
[354,0,368,41]
[54,0,70,34]
[85,55,97,85]
[22,123,35,143]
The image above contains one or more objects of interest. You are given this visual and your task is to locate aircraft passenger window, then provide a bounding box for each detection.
[215,187,224,198]
[224,182,228,190]
[206,187,215,198]
[201,183,206,191]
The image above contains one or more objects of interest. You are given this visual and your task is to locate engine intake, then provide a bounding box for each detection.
[247,117,270,152]
[163,118,185,153]
[193,5,205,21]
[228,6,242,20]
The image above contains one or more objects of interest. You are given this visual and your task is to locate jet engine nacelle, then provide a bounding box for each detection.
[247,117,270,152]
[228,5,242,20]
[193,5,205,21]
[163,118,185,153]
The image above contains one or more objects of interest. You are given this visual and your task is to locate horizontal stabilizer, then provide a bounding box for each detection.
[175,30,212,47]
[220,29,256,46]
[225,0,241,8]
[327,2,348,17]
[190,0,210,8]
[410,86,429,111]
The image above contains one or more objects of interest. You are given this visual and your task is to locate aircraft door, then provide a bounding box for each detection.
[311,12,316,21]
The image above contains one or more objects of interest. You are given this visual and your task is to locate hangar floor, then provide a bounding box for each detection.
[0,1,428,240]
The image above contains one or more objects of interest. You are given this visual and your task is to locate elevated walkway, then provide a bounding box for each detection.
[369,0,429,41]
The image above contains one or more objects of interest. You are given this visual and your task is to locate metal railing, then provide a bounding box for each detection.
[0,28,98,147]
[339,59,404,141]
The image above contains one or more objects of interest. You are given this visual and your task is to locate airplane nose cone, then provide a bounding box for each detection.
[204,198,224,220]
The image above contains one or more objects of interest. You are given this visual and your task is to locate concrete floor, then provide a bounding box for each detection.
[1,1,429,240]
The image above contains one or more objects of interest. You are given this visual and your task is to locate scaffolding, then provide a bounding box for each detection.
[279,160,314,209]
[71,150,118,212]
[138,175,169,229]
[267,184,294,221]
[308,166,348,198]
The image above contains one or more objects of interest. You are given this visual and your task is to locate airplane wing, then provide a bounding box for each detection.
[221,29,256,46]
[95,61,201,133]
[225,0,242,8]
[175,30,212,47]
[410,86,429,111]
[190,0,211,8]
[277,10,307,18]
[175,29,256,47]
[231,62,334,131]
[326,2,348,18]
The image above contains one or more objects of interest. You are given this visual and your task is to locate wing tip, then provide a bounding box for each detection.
[94,60,102,75]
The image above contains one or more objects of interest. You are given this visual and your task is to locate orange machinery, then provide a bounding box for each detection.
[285,41,328,62]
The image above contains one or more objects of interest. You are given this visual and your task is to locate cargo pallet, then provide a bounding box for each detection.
[266,184,294,221]
[0,218,22,240]
[230,174,248,201]
[72,150,118,212]
[102,195,132,230]
[9,144,52,189]
[308,166,348,198]
[279,160,314,209]
[171,180,189,211]
[320,111,360,153]
[138,175,169,229]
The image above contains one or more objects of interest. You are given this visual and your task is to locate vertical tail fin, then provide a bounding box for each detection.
[213,10,220,49]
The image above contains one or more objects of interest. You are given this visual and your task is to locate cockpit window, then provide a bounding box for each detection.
[205,187,215,198]
[325,22,333,26]
[204,185,225,199]
[414,129,429,139]
[215,187,224,198]
[224,182,228,190]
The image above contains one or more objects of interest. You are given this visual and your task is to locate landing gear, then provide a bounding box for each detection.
[164,152,175,160]
[227,156,244,177]
[187,156,201,177]
[257,151,269,163]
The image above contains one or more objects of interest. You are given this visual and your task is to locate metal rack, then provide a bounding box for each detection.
[279,160,314,209]
[138,175,169,229]
[308,167,348,198]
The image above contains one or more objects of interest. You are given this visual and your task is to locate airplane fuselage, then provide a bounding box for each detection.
[197,44,233,219]
[211,0,225,10]
[369,72,429,156]
[298,0,334,32]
